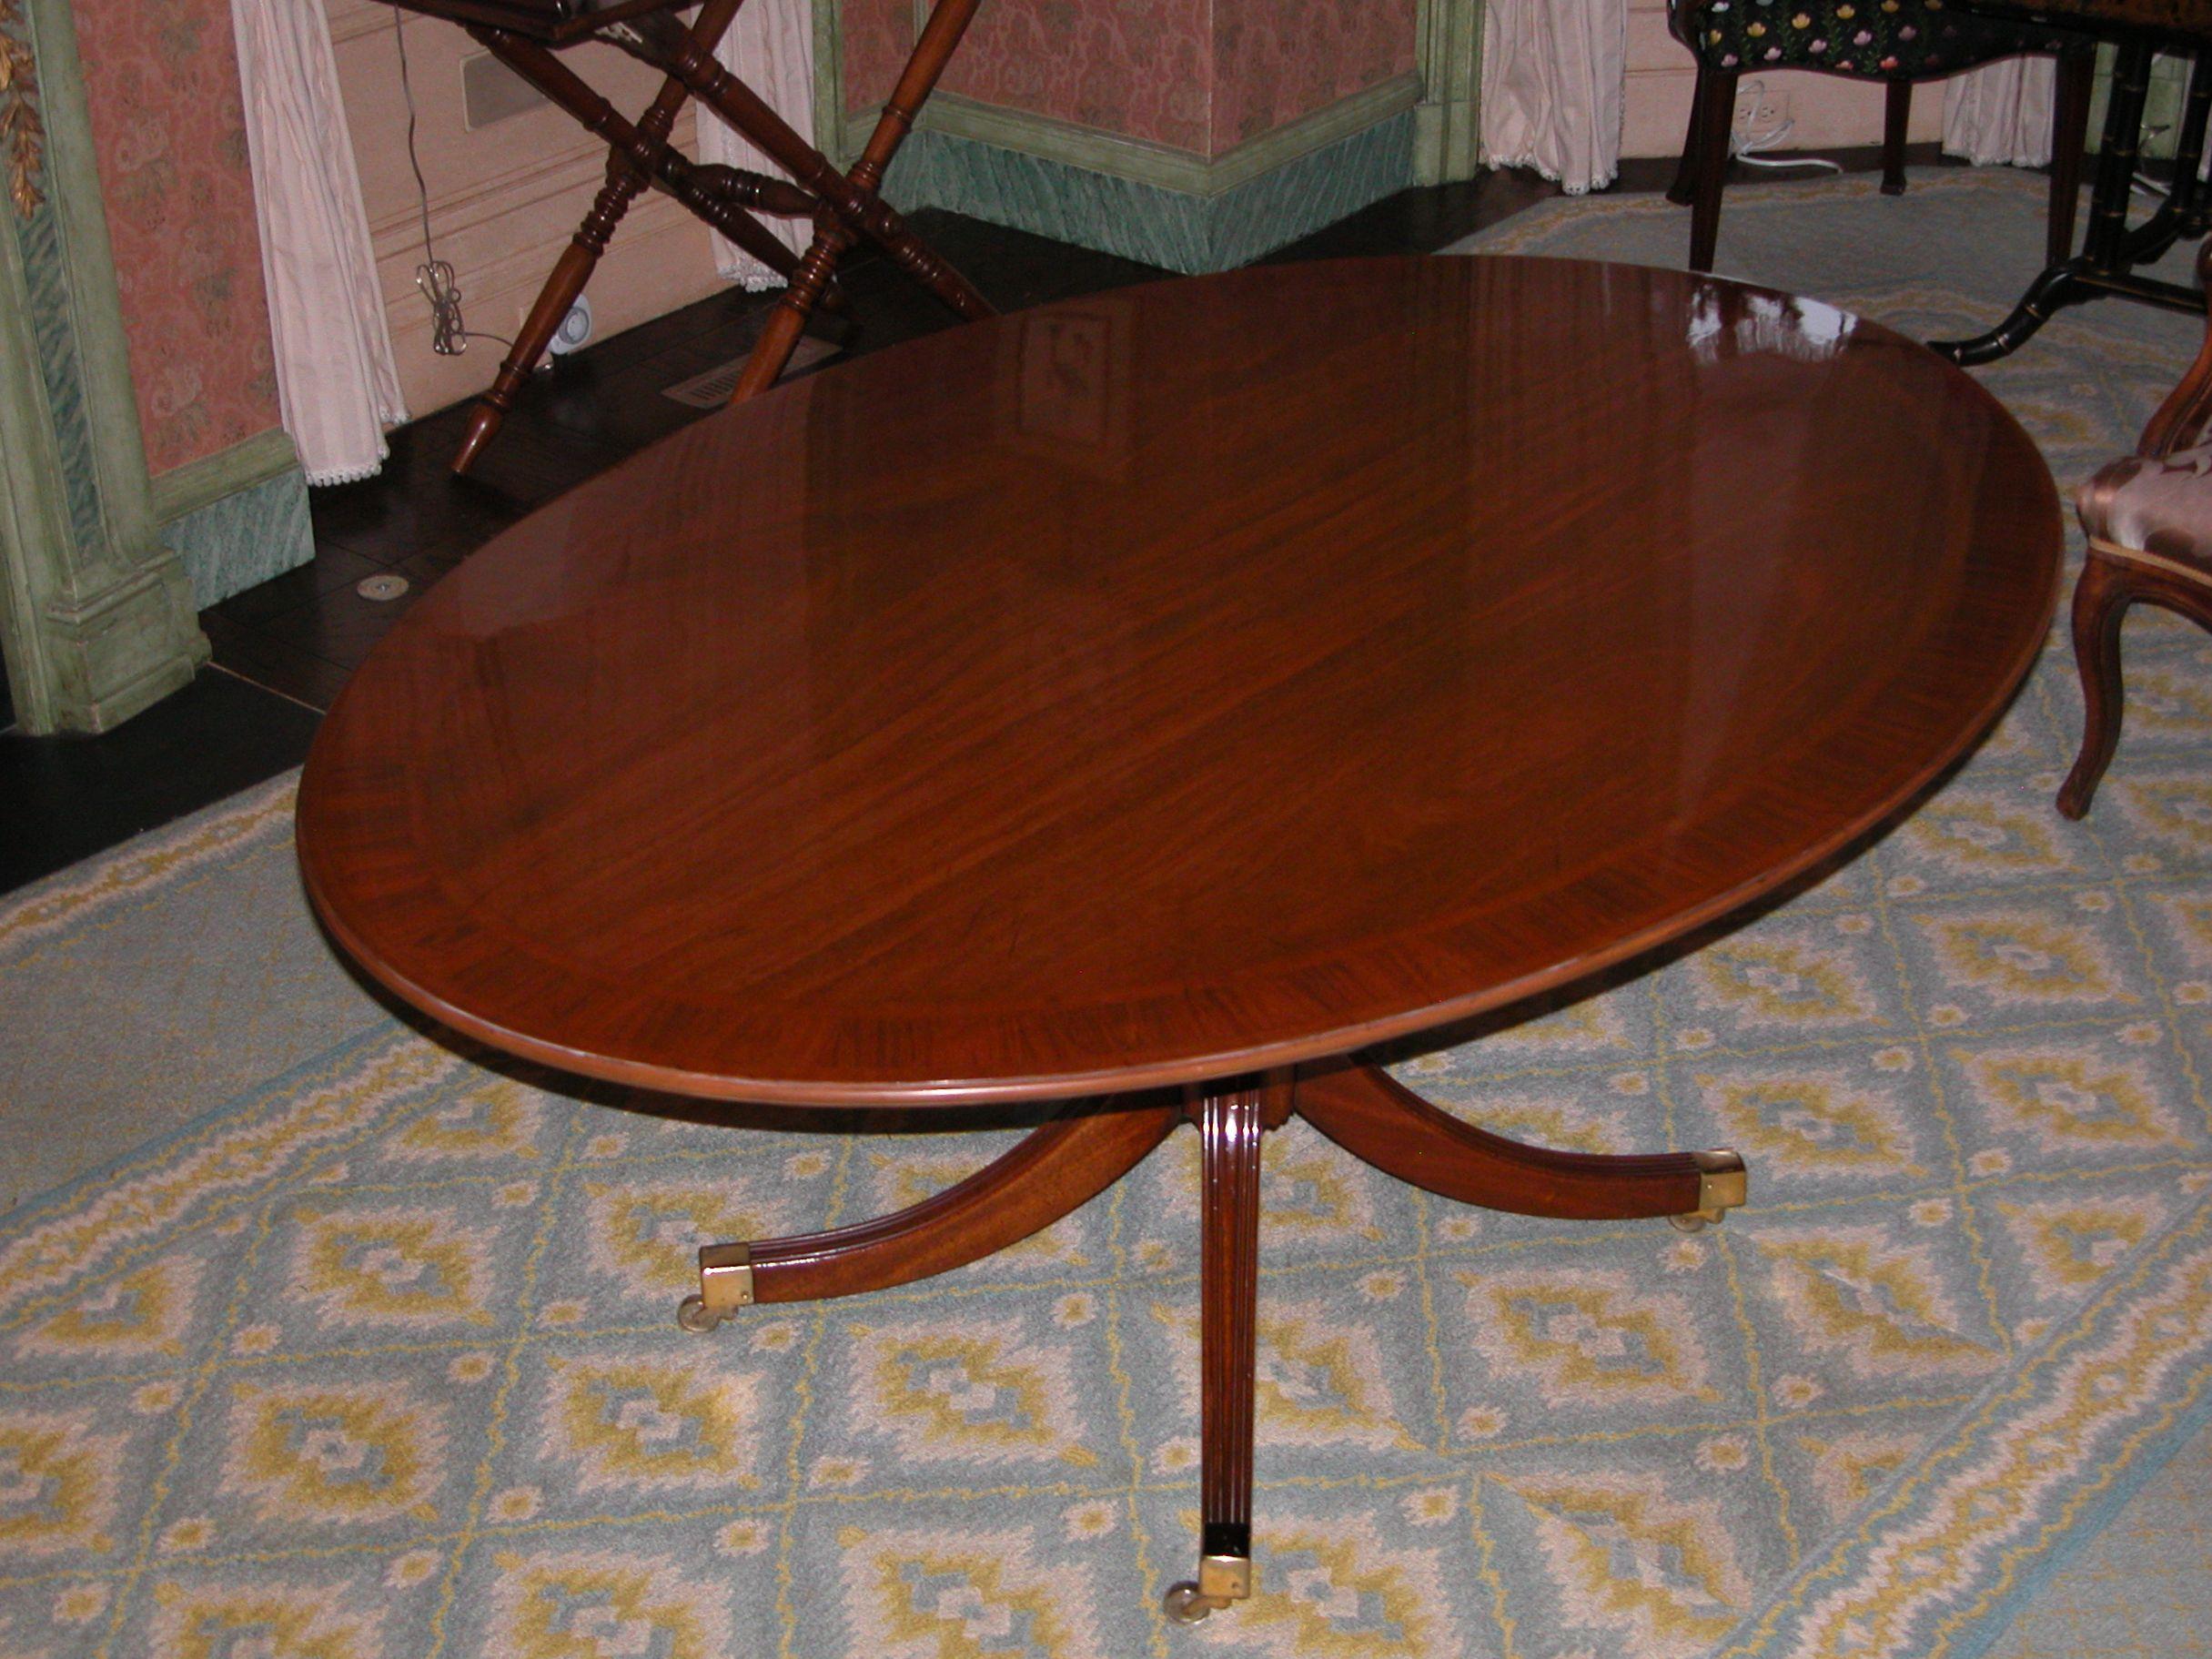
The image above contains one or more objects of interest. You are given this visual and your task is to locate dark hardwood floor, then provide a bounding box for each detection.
[0,147,1952,895]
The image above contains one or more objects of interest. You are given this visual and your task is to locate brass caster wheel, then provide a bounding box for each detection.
[677,1242,754,1332]
[675,1294,729,1333]
[1163,1583,1223,1624]
[1667,1211,1709,1233]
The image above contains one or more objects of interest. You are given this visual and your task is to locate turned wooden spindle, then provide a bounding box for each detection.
[449,0,759,474]
[645,25,994,322]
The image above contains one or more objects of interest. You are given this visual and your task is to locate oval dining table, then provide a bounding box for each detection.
[296,255,2061,1622]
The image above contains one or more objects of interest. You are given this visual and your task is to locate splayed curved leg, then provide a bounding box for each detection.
[1296,1063,1744,1228]
[675,1097,1178,1329]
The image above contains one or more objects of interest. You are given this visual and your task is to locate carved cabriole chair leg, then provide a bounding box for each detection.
[2058,551,2135,820]
[2057,549,2212,819]
[672,1098,1178,1330]
[1296,1062,1746,1226]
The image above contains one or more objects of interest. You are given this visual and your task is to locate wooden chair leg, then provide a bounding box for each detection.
[1689,66,1738,272]
[705,0,993,400]
[2059,551,2140,819]
[1668,65,1713,207]
[2050,551,2212,821]
[454,2,797,472]
[675,1098,1177,1326]
[454,4,740,478]
[728,224,846,402]
[2049,43,2095,265]
[1160,1080,1278,1625]
[1297,1064,1744,1224]
[480,26,811,284]
[450,45,716,473]
[1882,79,1913,196]
[452,174,642,476]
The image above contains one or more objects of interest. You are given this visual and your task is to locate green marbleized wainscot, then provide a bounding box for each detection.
[813,0,1484,273]
[0,0,207,735]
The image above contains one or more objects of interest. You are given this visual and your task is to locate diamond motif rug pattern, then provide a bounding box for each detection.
[5,167,2212,1659]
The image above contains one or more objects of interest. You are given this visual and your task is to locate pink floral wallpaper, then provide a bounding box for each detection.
[843,0,1412,157]
[1211,0,1416,149]
[938,0,1212,153]
[72,0,281,478]
[843,0,917,124]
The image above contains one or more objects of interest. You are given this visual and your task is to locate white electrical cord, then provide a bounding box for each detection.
[1736,122,1844,172]
[1728,78,1844,174]
[390,9,511,357]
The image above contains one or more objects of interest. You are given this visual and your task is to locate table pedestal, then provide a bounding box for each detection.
[674,1063,1748,1621]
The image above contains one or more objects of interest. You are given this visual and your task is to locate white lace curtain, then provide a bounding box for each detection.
[232,0,820,483]
[702,0,816,286]
[1479,0,1626,194]
[230,0,407,486]
[1943,56,2061,167]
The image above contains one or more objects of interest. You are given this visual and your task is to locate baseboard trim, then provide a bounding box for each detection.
[886,108,1418,274]
[148,428,301,527]
[150,431,315,612]
[914,74,1423,198]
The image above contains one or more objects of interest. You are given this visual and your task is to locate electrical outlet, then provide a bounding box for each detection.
[546,294,594,359]
[1732,84,1793,144]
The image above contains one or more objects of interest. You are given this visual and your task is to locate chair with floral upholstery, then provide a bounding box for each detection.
[2059,238,2212,819]
[1665,0,2092,273]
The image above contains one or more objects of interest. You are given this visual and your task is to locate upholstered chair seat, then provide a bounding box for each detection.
[2075,446,2212,575]
[1679,0,2067,78]
[1665,0,2090,274]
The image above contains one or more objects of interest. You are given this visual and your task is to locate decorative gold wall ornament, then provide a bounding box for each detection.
[0,0,44,220]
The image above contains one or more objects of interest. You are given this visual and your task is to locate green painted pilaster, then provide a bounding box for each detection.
[0,0,205,734]
[1415,0,1483,185]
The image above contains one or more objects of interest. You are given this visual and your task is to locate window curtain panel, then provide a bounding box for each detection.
[1942,56,2058,167]
[1479,0,1627,194]
[229,0,407,486]
[700,0,815,287]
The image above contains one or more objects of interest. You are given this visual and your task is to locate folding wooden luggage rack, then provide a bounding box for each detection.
[397,0,995,473]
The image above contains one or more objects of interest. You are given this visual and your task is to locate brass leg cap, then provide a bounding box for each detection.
[1672,1148,1748,1229]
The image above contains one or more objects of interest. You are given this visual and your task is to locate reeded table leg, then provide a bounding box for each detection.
[1161,1077,1284,1623]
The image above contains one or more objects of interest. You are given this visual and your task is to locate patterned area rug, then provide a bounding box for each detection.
[6,170,2212,1659]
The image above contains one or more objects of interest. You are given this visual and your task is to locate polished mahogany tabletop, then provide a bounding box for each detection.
[297,257,2061,1108]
